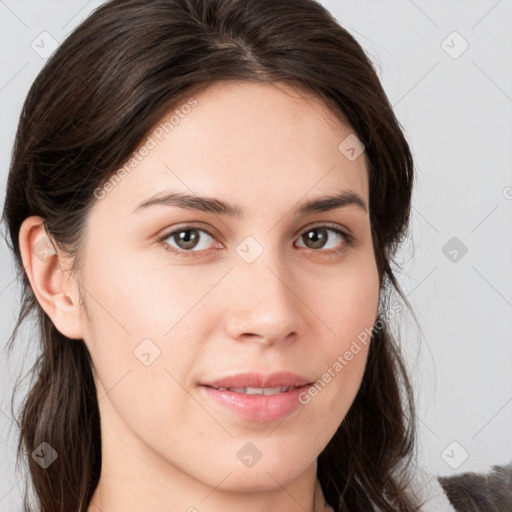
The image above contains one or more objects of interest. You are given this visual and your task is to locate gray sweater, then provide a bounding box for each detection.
[371,461,512,511]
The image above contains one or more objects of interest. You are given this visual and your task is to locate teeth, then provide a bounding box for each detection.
[218,386,293,395]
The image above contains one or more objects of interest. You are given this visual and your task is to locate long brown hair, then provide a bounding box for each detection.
[2,0,423,510]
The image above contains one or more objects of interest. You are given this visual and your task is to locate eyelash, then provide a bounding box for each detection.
[157,223,356,259]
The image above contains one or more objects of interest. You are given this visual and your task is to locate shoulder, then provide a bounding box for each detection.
[437,461,512,512]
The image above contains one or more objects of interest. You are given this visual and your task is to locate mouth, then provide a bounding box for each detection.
[202,385,303,395]
[198,375,315,423]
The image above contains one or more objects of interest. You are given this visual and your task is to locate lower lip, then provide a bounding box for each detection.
[199,385,312,423]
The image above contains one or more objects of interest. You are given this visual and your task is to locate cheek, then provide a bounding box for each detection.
[305,257,379,412]
[82,280,198,456]
[80,239,214,346]
[78,245,213,426]
[314,255,380,347]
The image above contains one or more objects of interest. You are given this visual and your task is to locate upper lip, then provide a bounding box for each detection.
[201,371,314,389]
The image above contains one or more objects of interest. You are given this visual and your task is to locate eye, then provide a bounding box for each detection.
[159,225,220,256]
[158,223,355,257]
[295,224,354,256]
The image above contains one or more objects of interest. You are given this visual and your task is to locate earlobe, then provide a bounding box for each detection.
[18,216,85,340]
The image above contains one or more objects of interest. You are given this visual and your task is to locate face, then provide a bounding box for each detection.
[75,81,380,493]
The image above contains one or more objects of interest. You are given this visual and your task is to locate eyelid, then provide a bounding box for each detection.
[158,222,220,242]
[294,220,352,237]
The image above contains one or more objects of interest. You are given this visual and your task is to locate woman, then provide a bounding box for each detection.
[2,0,510,511]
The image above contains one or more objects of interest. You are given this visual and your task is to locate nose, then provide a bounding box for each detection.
[223,255,307,346]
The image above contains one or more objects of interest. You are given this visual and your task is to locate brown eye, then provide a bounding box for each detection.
[160,226,219,255]
[301,227,330,249]
[158,223,354,258]
[171,228,202,250]
[297,226,349,253]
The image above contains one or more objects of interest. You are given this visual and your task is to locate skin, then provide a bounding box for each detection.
[19,81,380,512]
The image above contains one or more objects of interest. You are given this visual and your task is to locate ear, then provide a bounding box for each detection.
[18,216,85,340]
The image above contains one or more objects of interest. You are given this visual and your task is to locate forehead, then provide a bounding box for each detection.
[97,81,369,217]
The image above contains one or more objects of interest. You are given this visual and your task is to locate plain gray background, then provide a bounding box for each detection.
[1,0,511,509]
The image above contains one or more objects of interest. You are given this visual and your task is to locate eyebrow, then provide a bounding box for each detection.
[132,189,368,217]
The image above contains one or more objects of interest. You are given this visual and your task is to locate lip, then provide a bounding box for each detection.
[199,384,313,423]
[199,371,315,423]
[201,371,313,389]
